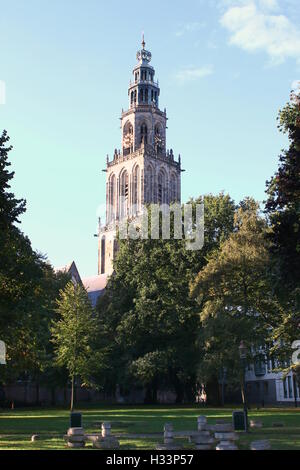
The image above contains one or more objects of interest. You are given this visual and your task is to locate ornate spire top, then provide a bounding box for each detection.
[136,34,152,64]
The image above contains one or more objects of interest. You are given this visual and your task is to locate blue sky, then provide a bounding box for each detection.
[0,0,299,277]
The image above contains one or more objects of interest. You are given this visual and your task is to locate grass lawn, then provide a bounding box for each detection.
[0,405,299,450]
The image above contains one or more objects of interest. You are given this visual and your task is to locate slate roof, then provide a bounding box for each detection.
[54,261,82,285]
[82,274,108,307]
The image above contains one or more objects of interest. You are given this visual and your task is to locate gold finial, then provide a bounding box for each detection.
[142,32,145,49]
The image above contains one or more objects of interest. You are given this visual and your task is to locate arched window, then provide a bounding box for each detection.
[132,165,140,214]
[158,170,167,204]
[140,123,148,144]
[101,236,106,274]
[120,170,129,219]
[145,165,154,203]
[170,173,177,202]
[109,174,116,223]
[154,125,163,153]
[139,88,144,103]
[123,122,133,155]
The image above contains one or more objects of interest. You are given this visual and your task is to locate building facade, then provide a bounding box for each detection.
[98,38,182,275]
[245,359,300,406]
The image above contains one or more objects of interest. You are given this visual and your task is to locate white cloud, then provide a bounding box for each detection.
[175,65,214,83]
[259,0,279,10]
[220,0,300,65]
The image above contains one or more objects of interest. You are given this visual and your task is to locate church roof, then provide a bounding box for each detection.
[82,274,108,307]
[54,261,82,285]
[54,263,73,274]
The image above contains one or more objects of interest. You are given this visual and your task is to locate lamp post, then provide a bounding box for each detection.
[239,340,248,432]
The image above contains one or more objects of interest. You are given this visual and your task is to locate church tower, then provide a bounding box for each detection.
[98,38,182,275]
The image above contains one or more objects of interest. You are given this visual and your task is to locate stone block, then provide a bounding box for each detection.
[214,423,233,432]
[66,435,86,443]
[250,440,271,451]
[93,436,120,449]
[67,441,85,448]
[216,443,238,451]
[197,416,207,431]
[67,427,84,436]
[215,432,238,441]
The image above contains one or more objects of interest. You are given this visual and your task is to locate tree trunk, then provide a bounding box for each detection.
[70,375,75,411]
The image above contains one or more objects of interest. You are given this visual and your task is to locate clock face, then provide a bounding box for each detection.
[137,50,152,63]
[155,133,165,150]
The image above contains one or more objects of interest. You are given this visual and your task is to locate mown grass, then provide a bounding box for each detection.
[0,405,299,450]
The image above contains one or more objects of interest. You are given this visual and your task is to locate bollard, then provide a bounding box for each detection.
[156,423,182,450]
[197,416,207,431]
[65,427,86,448]
[93,422,119,449]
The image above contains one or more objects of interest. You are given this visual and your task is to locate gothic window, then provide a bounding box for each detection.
[140,123,148,144]
[170,173,177,202]
[109,174,116,222]
[120,170,129,219]
[155,125,164,153]
[101,236,106,274]
[123,122,133,155]
[158,170,167,204]
[139,88,145,103]
[132,165,140,214]
[145,88,148,103]
[145,165,154,203]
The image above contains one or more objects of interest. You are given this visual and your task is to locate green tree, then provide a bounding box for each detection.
[265,91,300,373]
[51,282,97,411]
[191,202,277,403]
[265,91,300,290]
[97,193,236,403]
[0,130,70,395]
[0,129,26,229]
